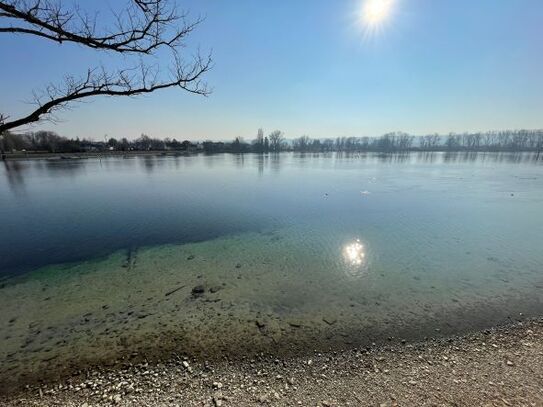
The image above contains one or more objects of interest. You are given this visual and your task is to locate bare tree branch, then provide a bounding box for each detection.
[0,0,201,54]
[0,53,212,133]
[0,0,212,134]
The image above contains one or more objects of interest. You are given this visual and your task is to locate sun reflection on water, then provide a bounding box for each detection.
[343,239,366,267]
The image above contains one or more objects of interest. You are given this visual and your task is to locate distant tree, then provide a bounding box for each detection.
[202,140,225,153]
[536,131,543,155]
[0,0,211,137]
[461,133,471,150]
[33,130,62,152]
[1,131,27,151]
[166,138,182,150]
[311,139,322,152]
[107,137,118,149]
[397,133,414,150]
[359,137,370,150]
[293,135,311,152]
[149,137,165,150]
[231,136,249,153]
[377,133,395,151]
[202,141,213,153]
[119,138,130,151]
[322,139,334,152]
[268,130,284,152]
[252,128,265,153]
[335,137,344,151]
[445,134,461,150]
[135,134,152,150]
[421,134,440,150]
[482,132,497,150]
[181,140,193,150]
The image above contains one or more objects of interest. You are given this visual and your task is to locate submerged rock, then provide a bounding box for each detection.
[288,320,302,328]
[191,285,205,296]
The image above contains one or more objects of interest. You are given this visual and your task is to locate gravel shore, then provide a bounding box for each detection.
[1,319,542,407]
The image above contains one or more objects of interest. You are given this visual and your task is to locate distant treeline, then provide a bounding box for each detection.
[0,132,197,154]
[1,129,542,155]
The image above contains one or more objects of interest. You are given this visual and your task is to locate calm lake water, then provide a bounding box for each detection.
[1,152,542,389]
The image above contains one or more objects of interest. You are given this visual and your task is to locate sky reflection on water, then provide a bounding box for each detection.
[0,152,542,276]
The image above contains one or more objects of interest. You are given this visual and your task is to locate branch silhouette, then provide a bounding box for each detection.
[0,0,212,134]
[0,0,201,53]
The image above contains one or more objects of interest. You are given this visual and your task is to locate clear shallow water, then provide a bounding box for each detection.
[0,152,542,389]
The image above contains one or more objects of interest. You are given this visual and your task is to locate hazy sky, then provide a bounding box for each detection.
[1,0,542,141]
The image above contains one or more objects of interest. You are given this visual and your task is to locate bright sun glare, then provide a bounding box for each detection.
[361,0,395,27]
[343,239,366,267]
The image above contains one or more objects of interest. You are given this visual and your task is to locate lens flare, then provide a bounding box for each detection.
[362,0,394,26]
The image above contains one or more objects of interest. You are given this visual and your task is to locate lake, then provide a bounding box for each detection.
[0,152,542,390]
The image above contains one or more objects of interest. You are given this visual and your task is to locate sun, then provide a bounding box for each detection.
[361,0,395,27]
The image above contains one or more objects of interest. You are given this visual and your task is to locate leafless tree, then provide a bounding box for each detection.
[422,133,440,150]
[268,130,284,152]
[397,133,414,150]
[322,138,334,152]
[292,135,311,152]
[252,128,265,153]
[0,0,212,135]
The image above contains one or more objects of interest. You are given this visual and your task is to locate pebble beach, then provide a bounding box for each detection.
[1,319,542,407]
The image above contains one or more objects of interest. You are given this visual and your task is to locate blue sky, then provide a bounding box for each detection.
[1,0,542,141]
